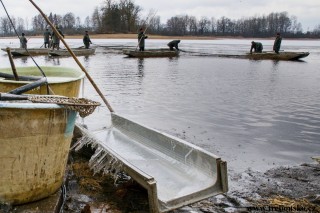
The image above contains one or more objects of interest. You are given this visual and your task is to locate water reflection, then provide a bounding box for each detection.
[51,57,60,65]
[272,60,279,71]
[137,58,144,77]
[19,56,28,64]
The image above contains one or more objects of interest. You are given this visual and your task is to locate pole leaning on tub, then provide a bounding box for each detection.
[29,0,114,113]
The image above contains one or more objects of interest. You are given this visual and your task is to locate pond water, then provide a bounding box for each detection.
[1,37,320,176]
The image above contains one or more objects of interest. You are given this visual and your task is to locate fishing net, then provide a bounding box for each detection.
[28,96,101,117]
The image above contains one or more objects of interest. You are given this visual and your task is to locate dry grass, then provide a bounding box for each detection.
[72,162,104,192]
[256,195,320,213]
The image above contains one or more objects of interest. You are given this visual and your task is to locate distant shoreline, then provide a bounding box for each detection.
[1,33,317,40]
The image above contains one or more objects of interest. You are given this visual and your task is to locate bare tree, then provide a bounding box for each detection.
[84,16,91,30]
[119,0,141,32]
[198,16,211,35]
[91,7,102,32]
[0,17,11,35]
[16,17,24,33]
[63,12,76,30]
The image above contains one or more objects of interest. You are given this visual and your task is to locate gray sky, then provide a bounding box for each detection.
[1,0,319,32]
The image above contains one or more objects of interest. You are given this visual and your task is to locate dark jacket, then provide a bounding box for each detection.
[167,40,181,50]
[138,31,148,48]
[273,35,282,53]
[250,42,263,53]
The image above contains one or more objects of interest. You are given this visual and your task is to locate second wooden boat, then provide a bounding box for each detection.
[245,51,309,60]
[49,48,96,56]
[123,48,179,58]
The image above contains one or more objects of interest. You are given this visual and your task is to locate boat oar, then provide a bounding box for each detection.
[29,0,114,112]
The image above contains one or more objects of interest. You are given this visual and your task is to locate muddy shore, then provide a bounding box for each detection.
[65,154,320,213]
[0,132,319,213]
[61,131,320,213]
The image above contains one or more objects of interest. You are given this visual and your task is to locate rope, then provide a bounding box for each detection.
[0,0,50,94]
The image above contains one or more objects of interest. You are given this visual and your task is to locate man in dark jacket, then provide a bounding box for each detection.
[138,28,148,51]
[273,33,282,54]
[250,41,263,53]
[43,29,51,48]
[83,31,92,49]
[167,40,181,51]
[20,33,27,48]
[51,26,64,50]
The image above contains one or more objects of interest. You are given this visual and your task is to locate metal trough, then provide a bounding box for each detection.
[75,113,228,212]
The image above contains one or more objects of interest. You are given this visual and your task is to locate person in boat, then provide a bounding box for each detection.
[43,28,51,48]
[83,31,92,49]
[20,33,27,49]
[167,40,181,51]
[138,28,148,51]
[250,41,263,53]
[273,32,282,54]
[51,26,64,50]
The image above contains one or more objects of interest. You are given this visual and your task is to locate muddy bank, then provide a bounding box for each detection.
[63,134,320,213]
[1,141,318,213]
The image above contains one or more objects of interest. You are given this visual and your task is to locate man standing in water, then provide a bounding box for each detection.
[273,32,282,54]
[20,33,27,48]
[43,28,51,48]
[138,28,148,51]
[83,31,92,49]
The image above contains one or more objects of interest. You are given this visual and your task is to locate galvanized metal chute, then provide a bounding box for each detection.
[29,1,228,212]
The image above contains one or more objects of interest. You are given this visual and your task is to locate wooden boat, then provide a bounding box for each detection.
[49,48,96,56]
[0,101,77,204]
[75,113,228,213]
[0,66,85,97]
[123,48,179,58]
[245,51,310,60]
[1,48,50,56]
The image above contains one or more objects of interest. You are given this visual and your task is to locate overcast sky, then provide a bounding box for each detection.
[1,0,319,32]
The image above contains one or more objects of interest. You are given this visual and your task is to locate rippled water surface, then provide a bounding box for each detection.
[1,38,320,173]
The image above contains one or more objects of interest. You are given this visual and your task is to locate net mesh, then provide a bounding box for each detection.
[28,96,101,117]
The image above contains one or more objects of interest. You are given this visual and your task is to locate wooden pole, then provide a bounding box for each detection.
[29,0,114,113]
[136,10,157,51]
[6,48,19,81]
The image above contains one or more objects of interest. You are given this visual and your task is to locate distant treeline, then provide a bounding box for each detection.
[1,0,320,38]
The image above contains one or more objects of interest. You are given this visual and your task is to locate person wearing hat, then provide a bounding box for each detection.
[273,32,282,54]
[250,41,263,53]
[51,26,64,50]
[83,31,92,49]
[20,33,27,48]
[43,28,51,48]
[167,40,181,51]
[138,28,148,51]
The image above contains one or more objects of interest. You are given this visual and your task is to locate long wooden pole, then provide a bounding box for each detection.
[135,10,157,51]
[29,0,114,113]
